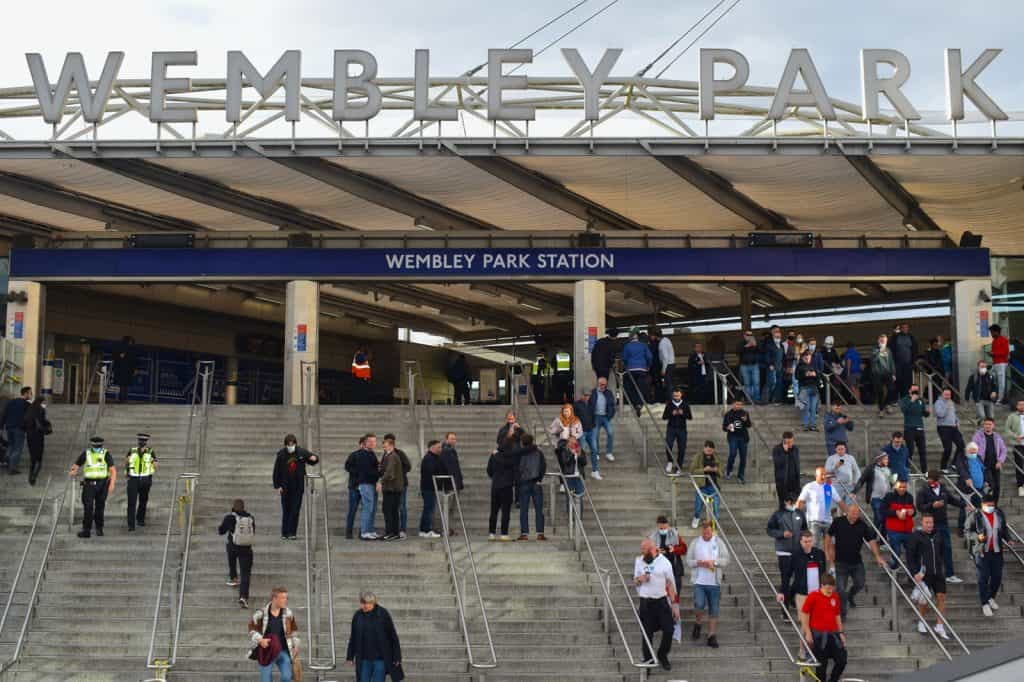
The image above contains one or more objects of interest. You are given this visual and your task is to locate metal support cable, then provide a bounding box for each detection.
[639,0,728,76]
[655,0,744,78]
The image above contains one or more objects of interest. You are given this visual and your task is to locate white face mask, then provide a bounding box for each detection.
[967,452,978,459]
[658,528,669,535]
[979,367,988,375]
[286,444,296,454]
[796,337,804,344]
[808,344,817,351]
[40,402,47,409]
[982,505,995,514]
[786,504,797,512]
[879,341,887,348]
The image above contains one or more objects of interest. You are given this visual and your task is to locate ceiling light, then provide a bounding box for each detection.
[751,298,774,308]
[320,310,341,319]
[367,320,393,328]
[851,285,869,297]
[413,217,434,231]
[718,283,739,295]
[661,309,685,319]
[191,283,224,292]
[519,302,543,311]
[902,216,918,231]
[252,295,282,305]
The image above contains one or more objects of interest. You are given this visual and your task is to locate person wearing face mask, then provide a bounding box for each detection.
[649,515,687,595]
[1003,399,1024,498]
[955,442,988,536]
[272,434,319,540]
[934,388,965,472]
[737,330,762,404]
[915,470,967,584]
[788,334,806,401]
[871,335,896,417]
[900,384,931,472]
[762,325,786,405]
[971,418,1007,504]
[22,396,51,486]
[634,538,681,669]
[767,492,807,608]
[820,336,846,401]
[124,433,158,531]
[965,361,997,423]
[966,493,1015,616]
[687,522,729,650]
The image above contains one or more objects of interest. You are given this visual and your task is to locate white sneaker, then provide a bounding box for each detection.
[559,484,565,493]
[418,531,431,538]
[988,598,999,610]
[917,620,928,634]
[665,462,676,474]
[935,623,949,640]
[361,532,378,540]
[605,453,615,462]
[488,533,496,541]
[982,604,994,617]
[1018,485,1024,497]
[590,471,604,481]
[691,517,700,529]
[947,575,963,584]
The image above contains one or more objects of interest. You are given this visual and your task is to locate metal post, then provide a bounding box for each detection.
[418,421,425,459]
[640,421,648,471]
[825,380,832,407]
[713,372,719,405]
[749,583,756,632]
[864,422,871,469]
[890,579,898,631]
[670,478,678,526]
[601,570,611,633]
[549,476,557,534]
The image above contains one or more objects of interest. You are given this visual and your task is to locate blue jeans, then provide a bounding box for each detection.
[420,488,437,533]
[358,483,377,535]
[6,427,25,470]
[594,415,614,458]
[870,498,885,537]
[358,659,386,682]
[564,476,585,515]
[765,367,783,403]
[740,364,761,402]
[936,522,955,576]
[400,488,408,533]
[693,485,720,521]
[258,650,292,682]
[693,584,721,617]
[346,488,361,533]
[582,430,598,471]
[519,481,545,534]
[800,387,819,427]
[726,436,748,480]
[887,531,910,568]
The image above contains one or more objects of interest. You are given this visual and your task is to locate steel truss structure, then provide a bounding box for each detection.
[0,76,1020,144]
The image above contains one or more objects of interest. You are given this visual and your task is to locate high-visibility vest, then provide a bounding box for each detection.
[555,352,571,372]
[352,353,371,380]
[531,356,549,377]
[83,448,110,480]
[127,447,156,477]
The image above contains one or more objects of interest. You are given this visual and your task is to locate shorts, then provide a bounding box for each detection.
[693,583,721,617]
[923,574,946,595]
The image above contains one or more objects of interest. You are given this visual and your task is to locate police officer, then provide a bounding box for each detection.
[69,436,117,538]
[126,433,157,531]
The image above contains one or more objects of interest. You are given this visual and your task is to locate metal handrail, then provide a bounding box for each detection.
[0,475,53,639]
[145,472,201,673]
[431,474,497,669]
[707,363,776,456]
[614,369,678,472]
[830,477,966,657]
[404,359,438,454]
[300,361,322,457]
[302,472,337,672]
[683,474,819,668]
[181,360,215,467]
[915,358,963,405]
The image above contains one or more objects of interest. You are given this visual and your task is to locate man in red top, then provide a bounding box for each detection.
[800,575,846,682]
[990,325,1009,404]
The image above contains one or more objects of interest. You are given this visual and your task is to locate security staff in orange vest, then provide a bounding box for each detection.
[352,347,372,403]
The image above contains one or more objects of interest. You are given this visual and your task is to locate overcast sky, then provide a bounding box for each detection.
[1,0,1021,137]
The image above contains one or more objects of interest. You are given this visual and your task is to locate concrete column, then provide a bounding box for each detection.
[283,281,319,406]
[225,356,239,406]
[573,280,605,397]
[739,286,752,332]
[950,280,991,393]
[5,280,45,395]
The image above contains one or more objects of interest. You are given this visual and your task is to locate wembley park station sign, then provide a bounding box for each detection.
[22,47,1010,126]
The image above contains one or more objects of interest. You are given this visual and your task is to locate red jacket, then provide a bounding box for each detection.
[992,336,1010,365]
[882,491,915,534]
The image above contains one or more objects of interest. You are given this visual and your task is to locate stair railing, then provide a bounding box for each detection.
[302,472,337,673]
[404,359,438,456]
[431,474,497,670]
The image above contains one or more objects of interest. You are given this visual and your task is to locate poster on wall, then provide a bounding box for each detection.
[979,310,991,338]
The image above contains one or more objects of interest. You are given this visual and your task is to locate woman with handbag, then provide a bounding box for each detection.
[346,591,403,681]
[23,397,50,486]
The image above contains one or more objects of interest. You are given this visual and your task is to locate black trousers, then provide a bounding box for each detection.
[1015,446,1024,488]
[938,426,965,470]
[665,426,687,468]
[625,370,648,413]
[987,465,1001,504]
[227,543,253,599]
[126,476,153,529]
[777,555,795,605]
[811,632,848,682]
[280,488,304,537]
[451,381,471,405]
[26,431,44,481]
[488,486,513,535]
[383,490,402,536]
[661,364,676,402]
[638,597,674,663]
[775,479,799,511]
[895,364,913,398]
[81,479,109,533]
[906,429,928,472]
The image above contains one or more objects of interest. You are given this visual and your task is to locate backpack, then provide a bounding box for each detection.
[232,513,255,547]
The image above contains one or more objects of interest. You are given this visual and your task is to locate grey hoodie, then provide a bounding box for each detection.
[932,397,960,427]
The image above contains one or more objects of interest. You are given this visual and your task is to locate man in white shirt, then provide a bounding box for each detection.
[799,467,843,555]
[686,521,731,649]
[633,538,680,671]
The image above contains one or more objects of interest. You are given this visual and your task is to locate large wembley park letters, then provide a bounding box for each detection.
[22,47,1009,126]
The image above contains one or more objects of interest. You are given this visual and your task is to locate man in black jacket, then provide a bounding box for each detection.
[272,434,319,540]
[515,436,548,541]
[778,530,827,656]
[722,400,752,483]
[440,432,464,493]
[967,493,1014,616]
[772,432,801,511]
[573,391,598,478]
[915,470,966,583]
[688,343,710,404]
[906,512,950,639]
[419,440,447,539]
[662,388,692,474]
[349,434,380,541]
[344,436,367,540]
[767,492,807,607]
[590,329,617,380]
